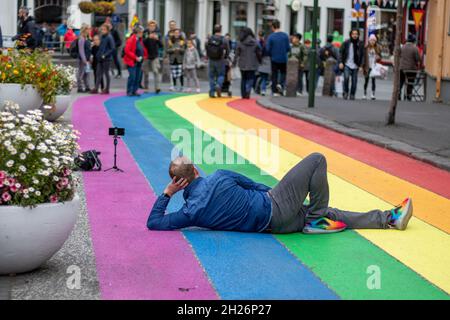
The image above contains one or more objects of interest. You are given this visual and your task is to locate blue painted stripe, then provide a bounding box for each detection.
[103,94,339,300]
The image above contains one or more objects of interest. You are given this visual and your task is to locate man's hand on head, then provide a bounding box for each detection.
[164,176,189,197]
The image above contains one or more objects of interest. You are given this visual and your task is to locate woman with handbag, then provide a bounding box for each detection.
[363,34,382,100]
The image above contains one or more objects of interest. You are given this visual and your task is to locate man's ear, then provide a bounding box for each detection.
[193,167,200,178]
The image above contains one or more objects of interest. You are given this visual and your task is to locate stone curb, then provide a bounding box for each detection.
[256,97,450,172]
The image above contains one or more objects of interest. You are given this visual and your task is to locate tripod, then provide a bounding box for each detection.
[104,135,124,172]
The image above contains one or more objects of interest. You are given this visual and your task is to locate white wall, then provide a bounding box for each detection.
[1,0,18,37]
[281,0,352,43]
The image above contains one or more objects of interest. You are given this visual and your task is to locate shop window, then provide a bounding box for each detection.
[327,8,344,36]
[304,6,320,41]
[289,7,298,35]
[229,1,248,40]
[255,3,265,34]
[154,0,165,35]
[182,0,198,36]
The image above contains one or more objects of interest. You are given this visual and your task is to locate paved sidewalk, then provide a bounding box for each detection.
[257,95,450,171]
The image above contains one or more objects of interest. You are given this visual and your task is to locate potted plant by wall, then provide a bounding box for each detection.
[43,65,77,122]
[0,49,58,113]
[0,101,80,275]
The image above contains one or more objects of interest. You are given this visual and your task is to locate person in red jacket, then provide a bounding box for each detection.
[123,25,147,97]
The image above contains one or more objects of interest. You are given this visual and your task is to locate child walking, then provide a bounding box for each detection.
[183,39,201,93]
[167,29,186,91]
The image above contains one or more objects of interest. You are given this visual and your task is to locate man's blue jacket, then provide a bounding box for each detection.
[147,170,272,232]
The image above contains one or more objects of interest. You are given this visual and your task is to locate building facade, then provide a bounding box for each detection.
[144,0,351,45]
[425,0,450,104]
[1,0,351,45]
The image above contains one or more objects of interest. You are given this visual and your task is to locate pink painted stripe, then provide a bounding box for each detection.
[72,94,218,300]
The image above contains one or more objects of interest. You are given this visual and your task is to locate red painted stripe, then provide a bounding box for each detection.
[228,99,450,199]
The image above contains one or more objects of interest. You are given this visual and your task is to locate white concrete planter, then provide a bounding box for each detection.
[0,194,80,275]
[44,94,71,122]
[0,83,43,113]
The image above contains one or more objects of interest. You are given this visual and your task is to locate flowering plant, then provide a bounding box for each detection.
[0,101,80,207]
[54,65,77,95]
[0,49,59,104]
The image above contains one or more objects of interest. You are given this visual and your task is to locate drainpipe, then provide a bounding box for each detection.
[434,0,446,103]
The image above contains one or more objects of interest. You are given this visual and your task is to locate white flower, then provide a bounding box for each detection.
[6,160,14,167]
[29,187,35,192]
[35,191,41,196]
[23,189,29,194]
[53,176,59,182]
[19,165,26,172]
[20,153,26,160]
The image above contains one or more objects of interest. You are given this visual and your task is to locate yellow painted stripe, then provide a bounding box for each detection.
[198,98,450,234]
[165,94,450,294]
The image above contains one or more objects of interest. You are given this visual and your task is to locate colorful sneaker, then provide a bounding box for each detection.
[389,198,413,230]
[303,217,347,234]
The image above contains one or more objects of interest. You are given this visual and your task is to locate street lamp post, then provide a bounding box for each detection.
[308,0,319,108]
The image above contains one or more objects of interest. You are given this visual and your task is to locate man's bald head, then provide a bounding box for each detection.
[169,156,196,183]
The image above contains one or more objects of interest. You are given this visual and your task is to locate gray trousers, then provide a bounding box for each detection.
[185,68,200,89]
[143,58,161,91]
[77,60,90,90]
[268,153,391,234]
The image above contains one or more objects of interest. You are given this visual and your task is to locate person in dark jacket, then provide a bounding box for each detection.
[147,154,414,234]
[399,34,420,101]
[206,24,230,98]
[235,27,261,99]
[110,23,123,78]
[90,34,104,91]
[91,24,115,94]
[143,20,163,93]
[319,34,339,95]
[13,7,38,50]
[266,19,291,96]
[77,24,92,93]
[339,29,365,100]
[123,25,147,97]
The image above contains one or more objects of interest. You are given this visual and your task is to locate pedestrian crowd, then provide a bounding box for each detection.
[3,8,422,101]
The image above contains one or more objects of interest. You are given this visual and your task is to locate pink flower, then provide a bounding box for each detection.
[7,178,15,186]
[56,182,64,190]
[2,192,12,202]
[61,177,69,186]
[50,195,59,203]
[9,185,18,192]
[0,171,6,180]
[63,168,71,177]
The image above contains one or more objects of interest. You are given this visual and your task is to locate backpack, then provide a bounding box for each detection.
[74,150,102,171]
[206,36,224,60]
[69,39,79,59]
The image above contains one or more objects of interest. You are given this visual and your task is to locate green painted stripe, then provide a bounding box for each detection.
[136,94,449,300]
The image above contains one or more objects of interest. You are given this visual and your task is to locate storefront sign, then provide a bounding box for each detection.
[411,9,425,31]
[366,5,381,35]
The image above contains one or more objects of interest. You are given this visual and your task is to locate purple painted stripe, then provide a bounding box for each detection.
[72,94,218,300]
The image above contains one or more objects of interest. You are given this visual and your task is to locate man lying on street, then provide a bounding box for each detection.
[147,153,413,234]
